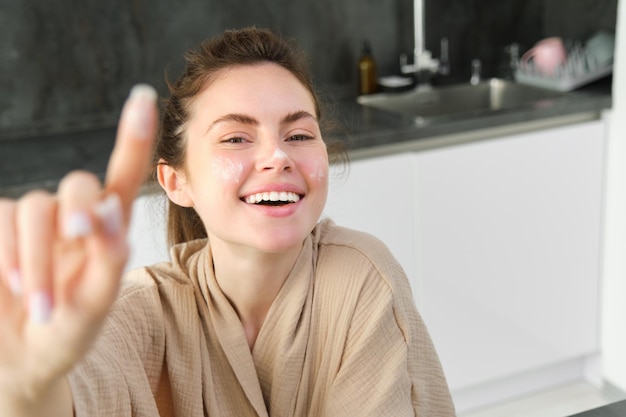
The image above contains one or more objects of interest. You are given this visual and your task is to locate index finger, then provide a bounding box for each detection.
[104,85,158,222]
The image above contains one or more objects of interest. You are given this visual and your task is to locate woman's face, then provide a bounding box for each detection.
[180,62,329,254]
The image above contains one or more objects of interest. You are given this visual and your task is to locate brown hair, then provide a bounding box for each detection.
[153,26,346,247]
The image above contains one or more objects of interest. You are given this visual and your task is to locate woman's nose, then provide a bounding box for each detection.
[257,143,293,172]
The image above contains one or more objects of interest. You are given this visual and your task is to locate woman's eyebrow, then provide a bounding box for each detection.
[281,110,317,125]
[206,113,258,134]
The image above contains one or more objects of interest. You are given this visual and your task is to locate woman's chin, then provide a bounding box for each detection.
[243,227,309,254]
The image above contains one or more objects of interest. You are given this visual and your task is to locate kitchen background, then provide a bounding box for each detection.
[1,2,625,415]
[0,0,618,141]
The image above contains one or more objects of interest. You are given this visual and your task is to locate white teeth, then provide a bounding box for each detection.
[244,191,301,204]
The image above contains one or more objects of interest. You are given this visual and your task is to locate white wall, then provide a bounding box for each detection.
[601,0,626,391]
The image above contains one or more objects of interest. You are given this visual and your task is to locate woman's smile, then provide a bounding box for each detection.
[242,191,302,205]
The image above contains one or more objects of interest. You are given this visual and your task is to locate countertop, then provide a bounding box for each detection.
[570,399,626,416]
[0,77,612,199]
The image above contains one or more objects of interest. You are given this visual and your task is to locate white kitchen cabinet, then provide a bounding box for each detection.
[126,193,169,272]
[324,152,419,290]
[325,118,607,412]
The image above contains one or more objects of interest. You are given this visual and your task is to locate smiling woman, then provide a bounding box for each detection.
[0,27,455,417]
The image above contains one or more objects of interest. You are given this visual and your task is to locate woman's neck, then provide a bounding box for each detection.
[210,240,303,349]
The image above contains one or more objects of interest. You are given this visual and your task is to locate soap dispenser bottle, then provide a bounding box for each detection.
[358,40,378,95]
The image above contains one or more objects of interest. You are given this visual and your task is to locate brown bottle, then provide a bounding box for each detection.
[358,40,378,95]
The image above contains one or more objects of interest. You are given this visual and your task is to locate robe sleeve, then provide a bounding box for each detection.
[323,247,456,417]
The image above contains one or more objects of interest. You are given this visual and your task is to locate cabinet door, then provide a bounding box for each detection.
[324,152,419,294]
[414,120,605,392]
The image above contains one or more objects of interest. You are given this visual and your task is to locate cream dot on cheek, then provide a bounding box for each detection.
[212,156,244,183]
[308,156,328,181]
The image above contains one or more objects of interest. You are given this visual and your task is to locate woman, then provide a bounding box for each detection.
[0,27,455,416]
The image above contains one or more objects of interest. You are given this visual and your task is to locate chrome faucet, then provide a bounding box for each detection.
[470,59,482,85]
[400,0,440,75]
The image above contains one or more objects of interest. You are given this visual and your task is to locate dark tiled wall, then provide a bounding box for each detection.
[0,0,411,139]
[0,0,617,140]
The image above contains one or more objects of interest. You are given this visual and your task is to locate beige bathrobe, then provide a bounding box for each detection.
[68,219,455,416]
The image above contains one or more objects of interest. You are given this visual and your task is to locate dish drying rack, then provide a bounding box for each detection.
[514,45,612,92]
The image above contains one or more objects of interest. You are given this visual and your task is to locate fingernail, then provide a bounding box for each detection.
[63,210,92,239]
[8,268,22,296]
[94,193,123,236]
[125,84,157,140]
[29,291,52,323]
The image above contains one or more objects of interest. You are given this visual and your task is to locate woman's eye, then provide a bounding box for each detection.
[288,134,314,141]
[223,137,246,144]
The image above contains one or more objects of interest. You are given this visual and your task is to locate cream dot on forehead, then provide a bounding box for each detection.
[212,155,243,183]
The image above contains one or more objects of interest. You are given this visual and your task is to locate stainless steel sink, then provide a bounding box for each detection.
[357,78,568,123]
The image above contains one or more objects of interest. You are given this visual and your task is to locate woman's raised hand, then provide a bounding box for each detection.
[0,85,158,415]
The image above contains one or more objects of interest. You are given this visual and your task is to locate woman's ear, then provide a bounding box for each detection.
[157,159,194,207]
